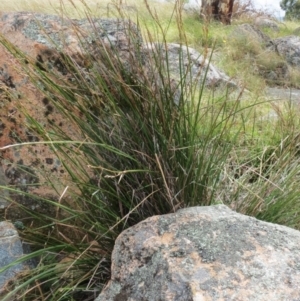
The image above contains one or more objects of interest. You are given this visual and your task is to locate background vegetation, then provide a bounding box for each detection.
[280,0,300,20]
[1,0,300,300]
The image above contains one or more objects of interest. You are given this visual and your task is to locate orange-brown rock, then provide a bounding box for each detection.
[0,12,143,215]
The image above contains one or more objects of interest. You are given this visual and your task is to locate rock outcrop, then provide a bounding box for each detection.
[0,11,234,219]
[0,12,143,218]
[229,24,292,86]
[230,26,300,85]
[144,42,237,90]
[254,17,279,32]
[272,35,300,67]
[97,205,300,301]
[230,23,273,47]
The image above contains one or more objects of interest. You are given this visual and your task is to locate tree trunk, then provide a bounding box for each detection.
[201,0,235,25]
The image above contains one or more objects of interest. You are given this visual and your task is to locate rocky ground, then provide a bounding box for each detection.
[266,86,300,102]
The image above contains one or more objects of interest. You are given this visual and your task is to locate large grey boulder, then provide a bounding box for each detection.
[272,35,300,67]
[144,43,237,89]
[0,221,28,295]
[257,55,290,86]
[254,17,279,32]
[230,23,273,47]
[229,24,293,86]
[96,205,300,301]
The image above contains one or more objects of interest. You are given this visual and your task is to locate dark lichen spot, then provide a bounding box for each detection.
[9,117,16,124]
[7,77,15,88]
[36,54,44,64]
[0,68,16,88]
[12,18,25,30]
[35,55,47,71]
[9,130,21,142]
[40,48,55,58]
[47,119,55,125]
[46,105,53,113]
[60,170,64,173]
[42,97,49,105]
[26,131,40,142]
[32,158,41,166]
[45,158,53,165]
[5,160,39,192]
[58,122,63,127]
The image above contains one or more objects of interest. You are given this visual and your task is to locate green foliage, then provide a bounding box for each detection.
[0,6,242,300]
[280,0,300,20]
[1,1,300,300]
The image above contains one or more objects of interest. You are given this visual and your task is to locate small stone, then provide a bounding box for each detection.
[0,221,29,294]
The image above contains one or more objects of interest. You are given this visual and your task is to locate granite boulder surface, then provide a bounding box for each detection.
[97,205,300,301]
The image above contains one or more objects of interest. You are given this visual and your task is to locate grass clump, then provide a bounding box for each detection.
[1,1,300,300]
[0,3,241,300]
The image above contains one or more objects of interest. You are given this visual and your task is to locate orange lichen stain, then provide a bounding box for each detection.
[160,232,174,246]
